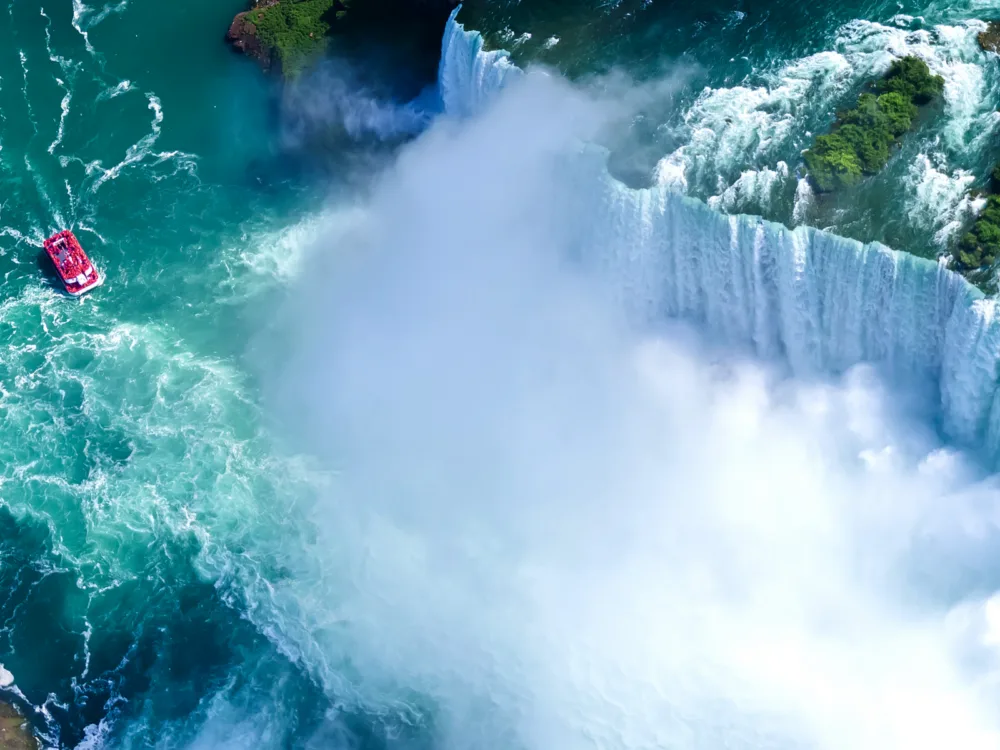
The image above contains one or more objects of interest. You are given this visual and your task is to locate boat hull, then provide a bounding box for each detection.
[64,275,104,297]
[42,230,102,297]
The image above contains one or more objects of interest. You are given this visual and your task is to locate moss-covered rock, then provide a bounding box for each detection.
[248,0,336,77]
[875,56,945,105]
[955,182,1000,276]
[978,21,1000,54]
[228,0,336,78]
[0,703,37,750]
[803,57,943,192]
[227,0,458,80]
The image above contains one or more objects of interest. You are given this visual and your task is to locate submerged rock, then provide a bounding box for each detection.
[0,703,36,750]
[979,21,1000,53]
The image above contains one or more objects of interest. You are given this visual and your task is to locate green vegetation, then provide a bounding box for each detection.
[978,21,1000,54]
[875,56,945,105]
[955,169,1000,291]
[803,57,944,192]
[247,0,337,77]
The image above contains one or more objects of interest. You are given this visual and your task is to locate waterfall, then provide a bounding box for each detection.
[436,8,1000,464]
[439,10,524,119]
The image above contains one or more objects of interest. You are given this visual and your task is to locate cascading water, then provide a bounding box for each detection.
[7,1,1000,746]
[438,7,1000,465]
[259,24,1000,747]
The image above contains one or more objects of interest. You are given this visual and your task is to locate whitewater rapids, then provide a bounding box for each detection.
[234,8,1000,750]
[438,8,1000,466]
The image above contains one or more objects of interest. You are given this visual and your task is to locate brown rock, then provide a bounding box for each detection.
[0,703,37,750]
[979,21,1000,53]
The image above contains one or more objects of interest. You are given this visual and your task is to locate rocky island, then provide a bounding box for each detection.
[227,0,458,79]
[803,57,944,192]
[227,0,336,77]
[978,20,1000,53]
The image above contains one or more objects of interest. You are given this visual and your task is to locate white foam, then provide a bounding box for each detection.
[438,11,524,120]
[71,0,94,53]
[642,14,998,243]
[0,227,42,247]
[74,720,110,750]
[707,161,789,214]
[254,36,1000,745]
[0,664,13,687]
[24,154,64,228]
[90,93,167,191]
[906,153,978,248]
[71,0,128,53]
[19,51,36,133]
[48,88,71,155]
[834,19,993,154]
[653,50,851,195]
[435,5,1000,465]
[41,7,79,75]
[653,149,687,191]
[38,8,77,156]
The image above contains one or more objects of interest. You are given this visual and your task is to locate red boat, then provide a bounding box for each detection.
[43,230,102,296]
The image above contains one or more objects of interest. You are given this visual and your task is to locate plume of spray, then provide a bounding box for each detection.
[280,58,439,148]
[258,66,1000,750]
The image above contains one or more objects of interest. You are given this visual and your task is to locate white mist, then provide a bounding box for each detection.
[258,55,1000,750]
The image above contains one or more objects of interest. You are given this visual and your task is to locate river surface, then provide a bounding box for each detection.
[4,0,1000,748]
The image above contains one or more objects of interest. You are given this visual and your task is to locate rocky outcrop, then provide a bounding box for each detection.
[979,21,1000,53]
[226,0,279,71]
[0,703,37,750]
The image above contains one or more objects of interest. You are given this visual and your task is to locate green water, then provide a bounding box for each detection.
[459,0,1000,262]
[3,0,1000,746]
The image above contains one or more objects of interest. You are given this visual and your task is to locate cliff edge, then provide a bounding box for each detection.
[227,0,335,77]
[227,0,459,79]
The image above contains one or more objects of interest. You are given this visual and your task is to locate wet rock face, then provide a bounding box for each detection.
[0,703,37,750]
[979,21,1000,53]
[226,0,459,78]
[226,1,279,72]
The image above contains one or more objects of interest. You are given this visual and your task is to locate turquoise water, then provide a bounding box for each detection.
[0,0,337,745]
[459,0,1000,261]
[4,0,1000,747]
